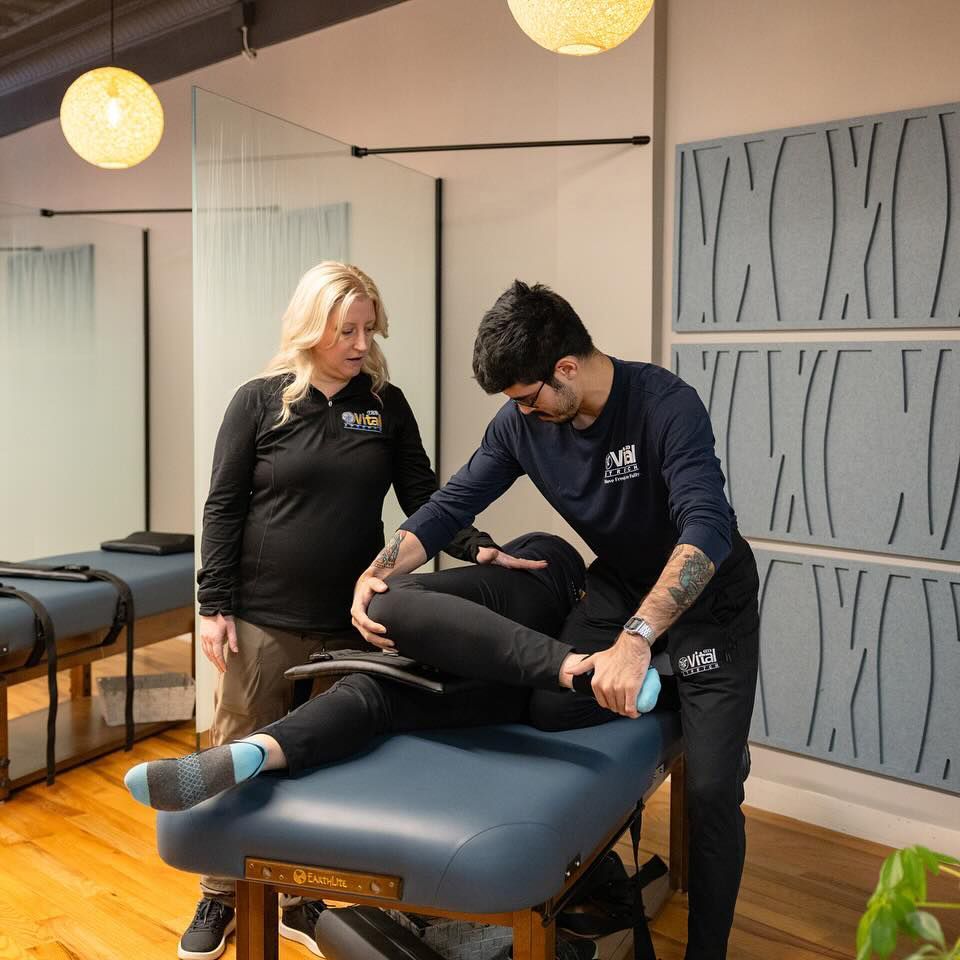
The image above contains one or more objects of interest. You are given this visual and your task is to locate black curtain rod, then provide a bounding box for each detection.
[41,208,191,217]
[39,206,288,217]
[351,135,649,157]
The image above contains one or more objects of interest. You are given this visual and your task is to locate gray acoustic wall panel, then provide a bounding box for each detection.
[673,102,960,330]
[751,548,959,794]
[673,343,960,562]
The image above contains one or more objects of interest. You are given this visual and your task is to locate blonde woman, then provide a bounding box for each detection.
[184,262,535,960]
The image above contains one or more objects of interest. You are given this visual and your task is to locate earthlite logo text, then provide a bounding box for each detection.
[677,648,719,677]
[342,409,383,432]
[604,444,639,483]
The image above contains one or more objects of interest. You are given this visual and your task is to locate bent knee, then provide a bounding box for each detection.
[367,575,423,630]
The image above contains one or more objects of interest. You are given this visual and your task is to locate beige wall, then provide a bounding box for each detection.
[660,0,960,849]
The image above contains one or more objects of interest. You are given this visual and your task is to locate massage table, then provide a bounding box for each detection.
[0,548,195,799]
[157,711,687,960]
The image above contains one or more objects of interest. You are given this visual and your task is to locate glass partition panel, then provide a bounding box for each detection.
[193,89,436,729]
[0,201,145,560]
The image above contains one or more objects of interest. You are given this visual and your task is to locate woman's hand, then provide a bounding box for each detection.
[200,613,238,673]
[475,546,548,570]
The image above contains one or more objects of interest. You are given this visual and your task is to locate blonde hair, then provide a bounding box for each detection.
[262,261,389,425]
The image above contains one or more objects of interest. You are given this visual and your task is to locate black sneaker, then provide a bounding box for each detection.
[178,898,236,960]
[280,899,327,956]
[556,939,599,960]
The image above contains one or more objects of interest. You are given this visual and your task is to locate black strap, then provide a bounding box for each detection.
[0,561,137,751]
[0,583,58,784]
[629,805,658,960]
[86,570,136,750]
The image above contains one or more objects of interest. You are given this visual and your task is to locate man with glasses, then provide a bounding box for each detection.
[351,280,760,960]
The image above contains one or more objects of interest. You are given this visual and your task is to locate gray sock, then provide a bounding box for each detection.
[124,742,265,811]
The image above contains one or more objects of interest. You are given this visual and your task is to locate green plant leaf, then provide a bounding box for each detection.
[903,848,928,900]
[890,891,919,928]
[856,940,874,960]
[871,907,898,958]
[880,852,905,891]
[906,911,945,948]
[900,946,938,960]
[857,908,874,951]
[916,847,941,874]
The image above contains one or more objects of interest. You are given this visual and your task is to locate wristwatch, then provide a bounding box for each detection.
[623,616,656,647]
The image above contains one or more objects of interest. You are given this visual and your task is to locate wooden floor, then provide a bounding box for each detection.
[2,641,953,960]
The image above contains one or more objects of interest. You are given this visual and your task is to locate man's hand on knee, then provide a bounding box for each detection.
[351,574,395,649]
[569,636,651,718]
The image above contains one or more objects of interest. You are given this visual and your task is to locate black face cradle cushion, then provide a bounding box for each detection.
[100,532,194,555]
[284,649,483,696]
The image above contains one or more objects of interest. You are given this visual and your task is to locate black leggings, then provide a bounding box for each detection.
[261,546,587,775]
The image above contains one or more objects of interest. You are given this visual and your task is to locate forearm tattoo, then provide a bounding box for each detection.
[635,545,716,637]
[666,546,714,615]
[373,530,406,570]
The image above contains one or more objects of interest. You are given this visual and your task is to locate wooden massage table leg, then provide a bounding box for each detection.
[236,878,279,960]
[670,753,690,893]
[512,908,555,960]
[71,664,92,699]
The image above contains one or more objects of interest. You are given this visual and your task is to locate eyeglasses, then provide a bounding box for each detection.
[511,380,547,410]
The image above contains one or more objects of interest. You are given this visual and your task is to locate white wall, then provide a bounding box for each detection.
[660,0,960,850]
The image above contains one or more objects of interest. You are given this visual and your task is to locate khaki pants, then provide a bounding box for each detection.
[200,616,360,905]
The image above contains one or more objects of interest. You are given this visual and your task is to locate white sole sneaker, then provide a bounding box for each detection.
[279,916,326,957]
[177,915,236,960]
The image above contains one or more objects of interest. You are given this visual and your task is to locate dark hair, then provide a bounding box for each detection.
[472,281,594,394]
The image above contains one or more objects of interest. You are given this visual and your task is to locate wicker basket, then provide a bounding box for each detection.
[96,672,196,726]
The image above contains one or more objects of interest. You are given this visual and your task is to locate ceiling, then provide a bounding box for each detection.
[0,0,410,138]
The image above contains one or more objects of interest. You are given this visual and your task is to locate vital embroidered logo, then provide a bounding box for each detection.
[603,444,639,483]
[677,648,719,677]
[342,409,383,432]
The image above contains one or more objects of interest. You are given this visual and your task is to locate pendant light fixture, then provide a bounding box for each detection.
[59,0,164,169]
[507,0,654,56]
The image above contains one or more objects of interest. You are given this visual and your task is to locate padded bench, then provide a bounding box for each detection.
[158,711,687,960]
[0,549,195,799]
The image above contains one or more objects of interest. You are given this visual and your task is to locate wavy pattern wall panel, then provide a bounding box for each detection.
[673,343,960,562]
[673,102,960,330]
[751,549,959,793]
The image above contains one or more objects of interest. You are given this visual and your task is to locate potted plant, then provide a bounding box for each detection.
[858,846,959,959]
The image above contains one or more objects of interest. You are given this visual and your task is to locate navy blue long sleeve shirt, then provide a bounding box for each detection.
[401,358,736,593]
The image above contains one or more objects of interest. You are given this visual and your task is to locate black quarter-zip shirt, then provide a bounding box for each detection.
[198,373,492,631]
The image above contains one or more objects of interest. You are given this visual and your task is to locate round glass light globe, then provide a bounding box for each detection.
[60,66,164,169]
[507,0,654,55]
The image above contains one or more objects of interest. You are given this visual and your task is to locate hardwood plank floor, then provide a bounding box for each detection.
[3,647,955,959]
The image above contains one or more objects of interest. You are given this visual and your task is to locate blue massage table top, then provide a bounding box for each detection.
[0,549,195,669]
[157,712,683,914]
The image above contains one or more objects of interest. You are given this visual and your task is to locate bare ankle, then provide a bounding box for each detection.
[242,734,287,771]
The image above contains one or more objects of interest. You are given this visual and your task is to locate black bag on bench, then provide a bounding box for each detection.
[100,531,194,555]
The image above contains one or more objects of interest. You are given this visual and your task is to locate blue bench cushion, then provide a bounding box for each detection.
[157,713,683,914]
[0,550,195,670]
